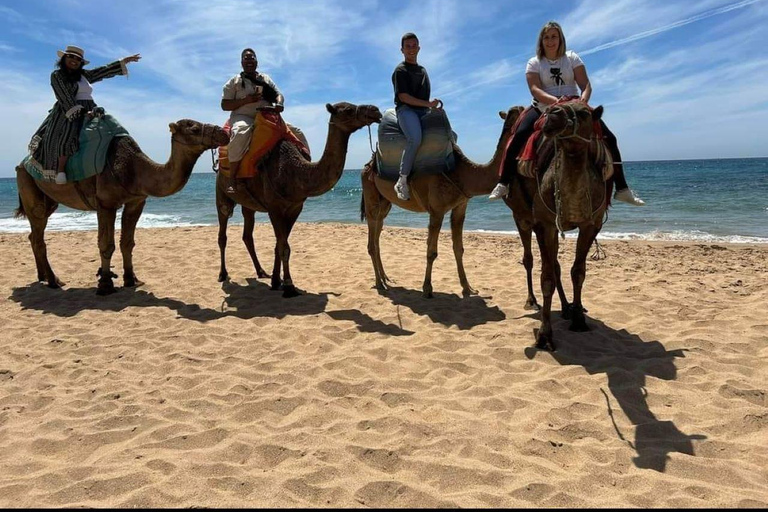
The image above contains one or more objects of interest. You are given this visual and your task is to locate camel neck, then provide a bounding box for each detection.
[303,122,350,197]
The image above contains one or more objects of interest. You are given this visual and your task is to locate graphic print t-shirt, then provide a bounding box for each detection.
[526,50,584,109]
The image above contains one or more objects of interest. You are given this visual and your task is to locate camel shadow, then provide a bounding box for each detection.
[9,282,220,322]
[382,286,506,330]
[220,278,334,319]
[326,309,414,336]
[524,314,706,473]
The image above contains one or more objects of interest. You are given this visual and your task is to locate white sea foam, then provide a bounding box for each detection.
[472,228,768,244]
[0,212,207,233]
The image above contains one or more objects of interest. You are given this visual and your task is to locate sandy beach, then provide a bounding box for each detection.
[0,222,766,508]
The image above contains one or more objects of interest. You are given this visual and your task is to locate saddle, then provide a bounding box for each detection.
[217,110,309,179]
[375,108,458,182]
[22,113,129,183]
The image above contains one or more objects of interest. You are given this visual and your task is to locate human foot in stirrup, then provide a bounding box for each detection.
[394,177,410,201]
[489,183,509,200]
[55,172,67,185]
[614,187,645,206]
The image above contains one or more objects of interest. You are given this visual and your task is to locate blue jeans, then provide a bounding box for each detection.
[397,105,428,177]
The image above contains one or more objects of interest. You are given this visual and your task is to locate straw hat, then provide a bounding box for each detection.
[56,45,89,65]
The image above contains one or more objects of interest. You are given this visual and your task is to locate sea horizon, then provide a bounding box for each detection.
[2,157,767,244]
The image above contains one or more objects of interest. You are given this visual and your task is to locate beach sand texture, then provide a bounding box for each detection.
[1,223,766,508]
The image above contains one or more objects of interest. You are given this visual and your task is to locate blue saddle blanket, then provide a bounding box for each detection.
[22,114,129,183]
[375,108,457,182]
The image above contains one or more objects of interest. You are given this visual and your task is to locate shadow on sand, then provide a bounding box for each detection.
[524,312,706,472]
[381,285,506,330]
[10,278,334,322]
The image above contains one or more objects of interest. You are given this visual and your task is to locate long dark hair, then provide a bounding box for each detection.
[55,55,84,82]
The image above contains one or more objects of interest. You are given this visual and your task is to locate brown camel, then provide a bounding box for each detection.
[360,106,522,298]
[215,102,382,298]
[525,101,610,351]
[15,120,229,295]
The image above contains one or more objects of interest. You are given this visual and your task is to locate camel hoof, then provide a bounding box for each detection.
[218,271,229,283]
[535,333,556,352]
[462,287,478,297]
[47,280,63,289]
[561,303,573,319]
[524,300,541,312]
[124,274,143,288]
[270,279,282,291]
[422,291,434,299]
[96,283,117,296]
[282,285,301,298]
[256,269,270,279]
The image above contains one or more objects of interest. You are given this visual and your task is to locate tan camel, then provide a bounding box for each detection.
[360,106,522,298]
[525,102,610,351]
[215,102,382,298]
[15,120,229,295]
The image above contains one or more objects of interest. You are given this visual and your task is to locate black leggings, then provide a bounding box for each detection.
[498,108,629,191]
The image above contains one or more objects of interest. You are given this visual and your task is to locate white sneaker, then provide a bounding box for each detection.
[394,177,410,201]
[489,183,509,200]
[55,172,67,185]
[614,187,645,206]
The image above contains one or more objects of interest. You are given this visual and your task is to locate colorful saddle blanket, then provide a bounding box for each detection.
[22,114,129,183]
[375,108,458,182]
[217,110,310,179]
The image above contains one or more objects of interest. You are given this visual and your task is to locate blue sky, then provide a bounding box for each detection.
[1,0,766,178]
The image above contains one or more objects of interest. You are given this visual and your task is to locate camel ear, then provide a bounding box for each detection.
[326,103,336,115]
[592,105,604,122]
[499,111,507,120]
[169,122,177,134]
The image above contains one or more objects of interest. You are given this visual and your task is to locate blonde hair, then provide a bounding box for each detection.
[536,21,566,59]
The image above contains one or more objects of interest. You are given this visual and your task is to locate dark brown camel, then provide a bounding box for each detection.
[15,120,229,294]
[526,102,610,351]
[215,102,382,298]
[360,107,522,298]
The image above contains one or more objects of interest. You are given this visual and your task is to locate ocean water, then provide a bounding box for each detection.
[1,158,766,243]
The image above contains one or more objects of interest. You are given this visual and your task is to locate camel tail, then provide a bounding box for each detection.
[14,194,26,219]
[360,195,366,222]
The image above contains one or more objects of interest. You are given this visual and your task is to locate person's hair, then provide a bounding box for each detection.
[401,32,418,49]
[536,21,566,59]
[241,48,256,58]
[55,55,83,82]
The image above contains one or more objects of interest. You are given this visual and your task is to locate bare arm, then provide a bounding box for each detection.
[573,65,592,104]
[527,72,559,107]
[397,92,440,109]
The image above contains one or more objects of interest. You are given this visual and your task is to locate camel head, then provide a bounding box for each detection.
[325,102,382,133]
[169,119,230,150]
[498,105,525,132]
[541,102,603,146]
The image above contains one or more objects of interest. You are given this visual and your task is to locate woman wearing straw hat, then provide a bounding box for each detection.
[27,45,141,184]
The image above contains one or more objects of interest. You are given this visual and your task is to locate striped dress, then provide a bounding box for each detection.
[30,60,126,171]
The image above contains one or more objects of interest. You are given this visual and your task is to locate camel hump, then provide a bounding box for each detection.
[375,108,457,182]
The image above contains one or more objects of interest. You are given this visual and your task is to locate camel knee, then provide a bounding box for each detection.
[427,250,438,263]
[99,242,116,260]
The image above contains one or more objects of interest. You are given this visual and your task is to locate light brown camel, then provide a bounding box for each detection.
[526,101,610,351]
[15,120,229,295]
[215,102,382,298]
[360,106,522,298]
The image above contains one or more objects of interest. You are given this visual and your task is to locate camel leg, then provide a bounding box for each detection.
[216,185,235,282]
[242,207,270,279]
[16,171,63,287]
[450,202,477,297]
[96,207,118,296]
[568,226,599,332]
[423,211,445,299]
[533,223,559,351]
[269,204,303,298]
[554,259,572,319]
[364,186,392,291]
[516,223,539,311]
[120,200,146,288]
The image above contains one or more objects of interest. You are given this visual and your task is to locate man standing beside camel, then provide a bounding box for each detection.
[221,48,284,194]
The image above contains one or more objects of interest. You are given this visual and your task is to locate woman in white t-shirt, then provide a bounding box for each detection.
[489,21,644,206]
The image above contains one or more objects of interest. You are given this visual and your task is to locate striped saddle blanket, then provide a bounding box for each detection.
[22,113,129,183]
